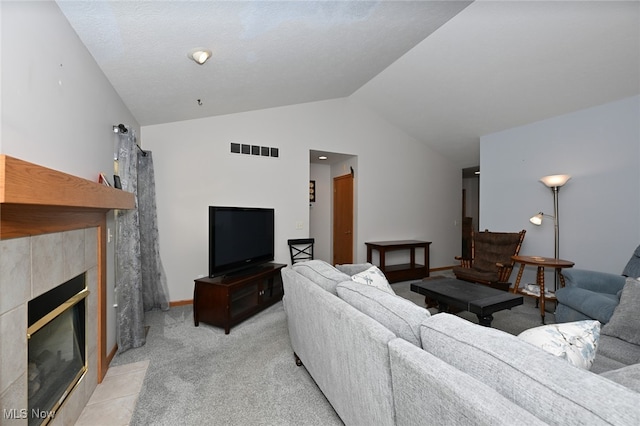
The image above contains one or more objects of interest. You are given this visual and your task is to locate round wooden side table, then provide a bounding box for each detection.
[511,255,574,324]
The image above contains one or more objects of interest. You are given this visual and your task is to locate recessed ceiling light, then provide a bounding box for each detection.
[318,156,328,160]
[188,48,212,65]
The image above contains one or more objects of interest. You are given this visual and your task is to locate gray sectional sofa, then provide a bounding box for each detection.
[282,260,640,426]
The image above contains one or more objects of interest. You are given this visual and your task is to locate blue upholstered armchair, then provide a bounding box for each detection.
[555,245,640,324]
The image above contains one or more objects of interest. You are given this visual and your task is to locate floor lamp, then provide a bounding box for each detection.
[530,174,571,291]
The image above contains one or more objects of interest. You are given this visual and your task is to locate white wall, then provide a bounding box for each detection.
[309,162,332,262]
[480,95,640,285]
[0,1,138,179]
[141,98,462,302]
[1,1,139,355]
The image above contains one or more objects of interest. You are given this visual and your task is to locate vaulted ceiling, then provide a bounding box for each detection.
[58,0,640,168]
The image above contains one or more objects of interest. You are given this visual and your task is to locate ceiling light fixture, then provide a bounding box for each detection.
[188,49,212,65]
[318,156,328,160]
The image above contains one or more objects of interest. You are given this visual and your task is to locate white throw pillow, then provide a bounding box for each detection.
[518,320,600,370]
[351,265,394,294]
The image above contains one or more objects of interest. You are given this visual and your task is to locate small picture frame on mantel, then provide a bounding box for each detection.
[309,180,316,202]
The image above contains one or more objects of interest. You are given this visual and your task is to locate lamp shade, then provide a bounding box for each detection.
[540,174,571,188]
[530,212,543,225]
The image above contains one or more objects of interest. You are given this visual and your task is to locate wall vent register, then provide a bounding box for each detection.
[230,143,279,158]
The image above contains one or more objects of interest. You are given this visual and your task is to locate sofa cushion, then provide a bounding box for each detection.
[562,268,628,294]
[518,320,600,370]
[336,281,430,347]
[594,335,640,369]
[555,286,619,324]
[292,260,351,295]
[351,265,394,294]
[600,364,640,393]
[420,313,640,425]
[388,338,547,426]
[602,277,640,345]
[621,244,640,277]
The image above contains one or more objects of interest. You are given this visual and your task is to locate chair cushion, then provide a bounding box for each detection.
[602,277,640,345]
[472,231,523,272]
[555,286,620,324]
[518,320,600,370]
[336,281,430,347]
[292,260,350,295]
[452,266,499,283]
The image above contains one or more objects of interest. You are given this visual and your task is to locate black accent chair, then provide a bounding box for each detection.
[287,238,315,264]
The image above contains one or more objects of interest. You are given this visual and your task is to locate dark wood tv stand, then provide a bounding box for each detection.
[193,263,286,334]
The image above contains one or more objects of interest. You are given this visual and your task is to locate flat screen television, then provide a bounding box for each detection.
[209,206,275,277]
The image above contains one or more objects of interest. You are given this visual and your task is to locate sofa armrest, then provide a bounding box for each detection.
[562,268,626,295]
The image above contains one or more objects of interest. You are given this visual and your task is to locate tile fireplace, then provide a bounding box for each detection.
[1,229,99,426]
[0,155,135,425]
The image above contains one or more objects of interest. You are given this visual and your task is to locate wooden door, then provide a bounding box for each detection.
[333,173,354,264]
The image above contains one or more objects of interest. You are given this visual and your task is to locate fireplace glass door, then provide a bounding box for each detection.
[27,274,87,425]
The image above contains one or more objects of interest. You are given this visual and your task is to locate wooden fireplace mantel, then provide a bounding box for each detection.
[0,154,135,383]
[0,154,134,239]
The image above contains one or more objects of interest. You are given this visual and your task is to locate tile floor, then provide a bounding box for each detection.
[75,360,149,426]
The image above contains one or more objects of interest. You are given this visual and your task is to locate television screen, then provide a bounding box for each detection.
[209,206,275,277]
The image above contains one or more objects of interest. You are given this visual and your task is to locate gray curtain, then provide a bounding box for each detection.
[115,129,169,354]
[137,151,171,312]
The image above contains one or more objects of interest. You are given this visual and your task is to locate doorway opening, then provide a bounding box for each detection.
[309,150,357,264]
[462,166,480,258]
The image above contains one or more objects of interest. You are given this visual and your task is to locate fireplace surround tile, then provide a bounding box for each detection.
[0,372,27,426]
[0,237,30,315]
[83,228,98,271]
[0,304,27,398]
[62,229,86,282]
[31,233,65,299]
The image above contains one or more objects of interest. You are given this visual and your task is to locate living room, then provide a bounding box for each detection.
[1,0,639,424]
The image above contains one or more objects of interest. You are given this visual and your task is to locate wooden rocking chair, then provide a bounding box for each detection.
[453,229,526,291]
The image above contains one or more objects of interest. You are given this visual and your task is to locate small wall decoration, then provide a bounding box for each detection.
[309,180,316,202]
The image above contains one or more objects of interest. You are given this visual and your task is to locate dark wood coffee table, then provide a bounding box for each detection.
[411,277,523,327]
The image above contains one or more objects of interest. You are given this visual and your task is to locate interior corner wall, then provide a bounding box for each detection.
[141,98,462,302]
[480,95,640,280]
[309,162,332,262]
